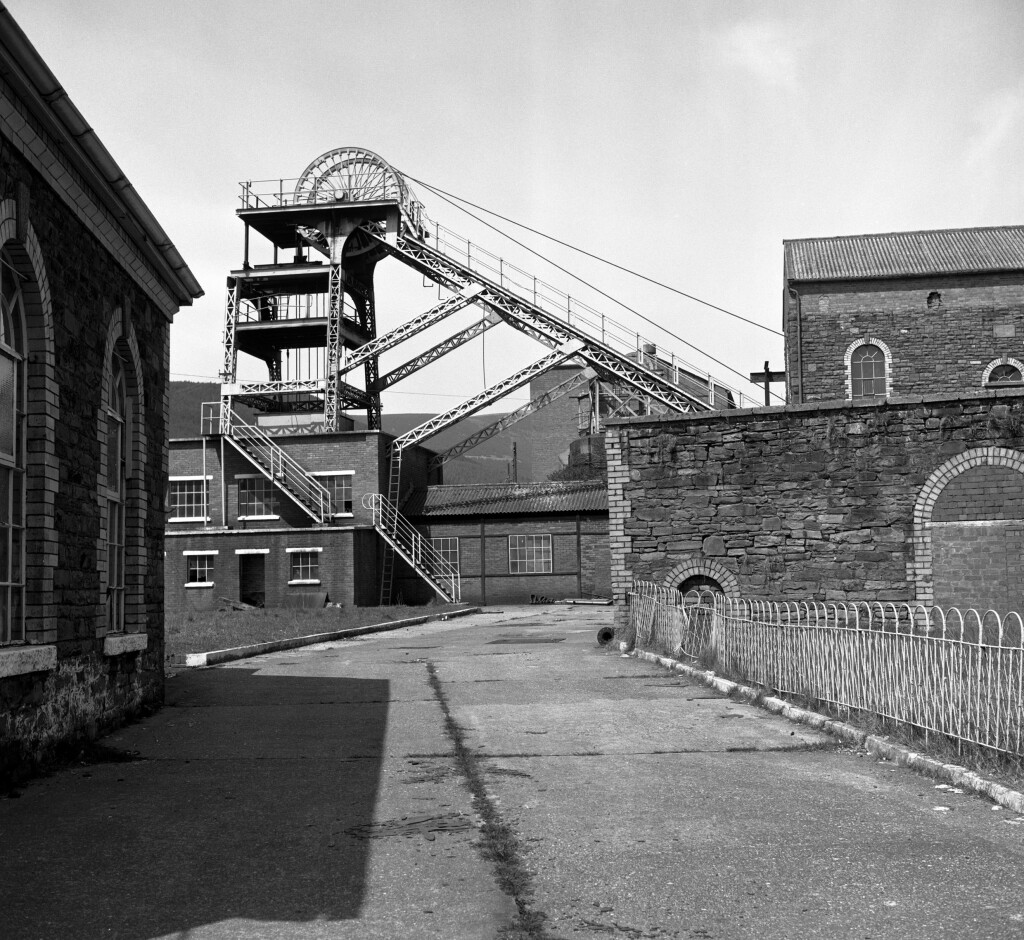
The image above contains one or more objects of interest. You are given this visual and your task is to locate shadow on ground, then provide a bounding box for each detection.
[1,668,389,939]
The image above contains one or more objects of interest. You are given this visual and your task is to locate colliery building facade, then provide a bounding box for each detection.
[0,12,201,780]
[609,225,1024,619]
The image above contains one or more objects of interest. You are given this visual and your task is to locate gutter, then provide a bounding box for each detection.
[0,4,203,307]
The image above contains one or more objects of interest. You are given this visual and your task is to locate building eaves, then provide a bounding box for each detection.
[0,5,203,308]
[784,225,1024,283]
[406,481,608,517]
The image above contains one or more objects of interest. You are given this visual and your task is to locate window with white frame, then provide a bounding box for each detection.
[431,537,460,572]
[104,351,128,632]
[287,547,321,583]
[169,477,209,521]
[984,358,1024,387]
[237,475,278,518]
[185,551,216,586]
[849,343,887,399]
[312,471,353,515]
[0,247,25,645]
[508,534,552,574]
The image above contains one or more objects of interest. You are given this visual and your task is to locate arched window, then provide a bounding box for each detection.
[0,248,26,644]
[850,343,887,400]
[104,350,128,632]
[983,359,1024,387]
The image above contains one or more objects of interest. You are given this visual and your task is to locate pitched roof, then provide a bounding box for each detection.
[405,481,607,517]
[784,225,1024,282]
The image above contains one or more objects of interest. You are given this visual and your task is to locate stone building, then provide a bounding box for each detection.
[608,226,1024,619]
[0,12,202,781]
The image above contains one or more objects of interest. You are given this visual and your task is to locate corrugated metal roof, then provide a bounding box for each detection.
[406,481,607,517]
[785,226,1024,282]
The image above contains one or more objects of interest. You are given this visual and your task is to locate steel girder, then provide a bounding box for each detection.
[374,231,712,415]
[220,280,240,381]
[393,341,584,453]
[326,254,343,430]
[372,310,503,391]
[429,367,595,469]
[338,285,484,378]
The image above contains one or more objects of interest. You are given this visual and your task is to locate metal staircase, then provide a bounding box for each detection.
[363,493,460,603]
[202,402,333,523]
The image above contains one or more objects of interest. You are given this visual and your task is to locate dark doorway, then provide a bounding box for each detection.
[679,574,724,599]
[239,553,266,607]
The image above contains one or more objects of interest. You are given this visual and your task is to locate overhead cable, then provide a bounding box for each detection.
[404,173,785,403]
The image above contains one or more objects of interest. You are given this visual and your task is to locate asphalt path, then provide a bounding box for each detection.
[2,604,1024,938]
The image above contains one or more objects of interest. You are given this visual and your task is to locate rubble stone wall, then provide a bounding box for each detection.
[606,390,1024,627]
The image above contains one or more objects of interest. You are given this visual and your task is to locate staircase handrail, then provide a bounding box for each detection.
[362,492,460,601]
[202,401,333,521]
[412,221,750,409]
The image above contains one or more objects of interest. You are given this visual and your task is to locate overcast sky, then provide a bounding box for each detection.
[7,0,1024,415]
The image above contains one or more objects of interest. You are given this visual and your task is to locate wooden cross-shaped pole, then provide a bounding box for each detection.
[748,360,786,406]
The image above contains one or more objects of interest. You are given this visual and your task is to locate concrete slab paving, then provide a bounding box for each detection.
[5,602,1024,939]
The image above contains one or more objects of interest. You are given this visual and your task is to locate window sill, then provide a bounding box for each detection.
[0,644,57,678]
[238,515,280,522]
[185,581,215,589]
[288,579,321,586]
[170,516,212,524]
[104,633,147,656]
[331,512,354,518]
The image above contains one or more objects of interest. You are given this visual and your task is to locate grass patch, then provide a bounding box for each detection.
[165,603,471,661]
[424,661,553,940]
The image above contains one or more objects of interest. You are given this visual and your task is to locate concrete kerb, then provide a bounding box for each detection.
[632,648,1024,816]
[184,606,482,667]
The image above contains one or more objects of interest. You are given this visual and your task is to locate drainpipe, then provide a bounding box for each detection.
[787,284,803,404]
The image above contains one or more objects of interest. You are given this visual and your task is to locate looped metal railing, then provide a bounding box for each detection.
[628,580,1024,757]
[362,492,460,603]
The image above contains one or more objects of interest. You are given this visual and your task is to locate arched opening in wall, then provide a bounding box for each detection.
[679,574,724,596]
[929,462,1024,613]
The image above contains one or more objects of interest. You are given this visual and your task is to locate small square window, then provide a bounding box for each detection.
[431,537,460,572]
[169,479,208,520]
[314,473,353,515]
[290,551,320,582]
[186,554,214,584]
[508,534,552,574]
[238,477,278,518]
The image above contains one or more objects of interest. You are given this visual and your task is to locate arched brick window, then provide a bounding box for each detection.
[98,311,145,636]
[850,344,886,399]
[0,248,26,644]
[982,357,1024,387]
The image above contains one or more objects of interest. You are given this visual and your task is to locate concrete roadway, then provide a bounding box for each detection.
[3,605,1024,939]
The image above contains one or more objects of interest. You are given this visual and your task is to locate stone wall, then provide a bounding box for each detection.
[606,390,1024,626]
[785,273,1024,403]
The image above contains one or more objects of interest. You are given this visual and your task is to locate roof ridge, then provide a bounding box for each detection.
[784,224,1024,245]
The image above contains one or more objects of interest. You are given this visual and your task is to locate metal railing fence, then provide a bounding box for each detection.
[629,581,1024,758]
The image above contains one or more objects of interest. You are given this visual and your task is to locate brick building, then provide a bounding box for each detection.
[400,481,609,605]
[166,427,438,616]
[609,225,1024,620]
[0,12,202,779]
